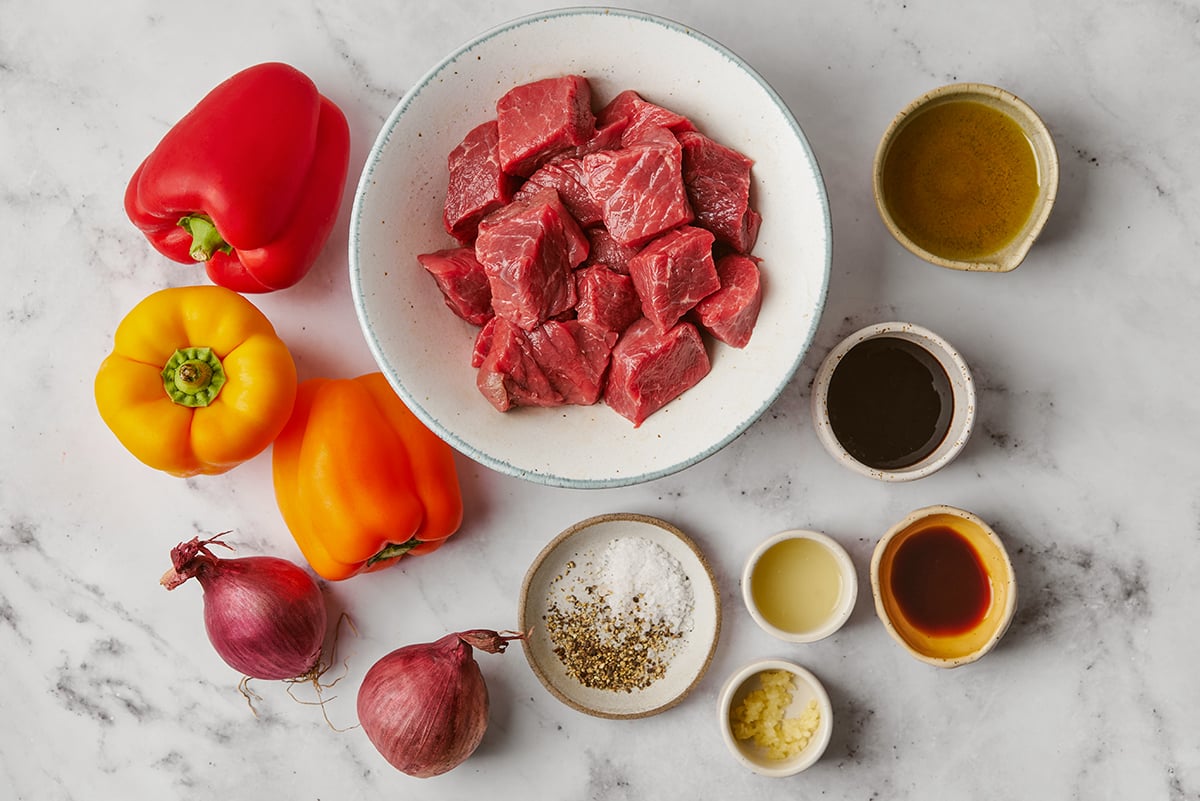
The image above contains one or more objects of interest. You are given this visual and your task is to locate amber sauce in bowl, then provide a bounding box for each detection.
[873,83,1059,272]
[871,505,1017,667]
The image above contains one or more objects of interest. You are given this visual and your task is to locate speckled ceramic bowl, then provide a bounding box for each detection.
[718,659,833,777]
[871,505,1018,668]
[350,7,830,488]
[811,322,976,482]
[873,82,1059,272]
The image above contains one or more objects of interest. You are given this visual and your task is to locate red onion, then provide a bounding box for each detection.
[357,629,526,778]
[161,533,327,681]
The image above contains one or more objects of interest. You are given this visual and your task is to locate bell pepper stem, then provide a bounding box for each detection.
[162,347,226,407]
[178,214,234,262]
[366,537,421,566]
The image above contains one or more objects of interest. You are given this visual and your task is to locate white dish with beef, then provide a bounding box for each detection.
[350,7,831,488]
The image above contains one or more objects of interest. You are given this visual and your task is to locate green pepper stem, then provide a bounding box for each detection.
[365,537,422,566]
[161,347,226,407]
[178,214,233,262]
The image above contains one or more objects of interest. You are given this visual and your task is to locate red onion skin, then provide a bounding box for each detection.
[163,536,327,681]
[358,631,520,778]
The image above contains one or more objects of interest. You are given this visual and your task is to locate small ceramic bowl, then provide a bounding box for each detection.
[870,505,1017,668]
[718,659,833,777]
[873,82,1059,272]
[742,530,857,643]
[810,322,976,482]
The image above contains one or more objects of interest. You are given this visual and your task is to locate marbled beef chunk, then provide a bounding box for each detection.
[605,318,711,427]
[596,90,697,146]
[496,75,595,177]
[514,158,603,227]
[575,264,643,334]
[581,126,694,247]
[475,318,563,411]
[679,130,761,253]
[627,225,720,331]
[442,121,517,243]
[583,227,640,274]
[526,320,617,405]
[417,247,493,326]
[474,187,588,331]
[694,253,763,348]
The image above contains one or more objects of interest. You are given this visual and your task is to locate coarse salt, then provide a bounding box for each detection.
[597,536,694,634]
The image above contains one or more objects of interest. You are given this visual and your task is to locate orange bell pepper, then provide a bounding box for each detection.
[272,372,464,581]
[94,285,297,477]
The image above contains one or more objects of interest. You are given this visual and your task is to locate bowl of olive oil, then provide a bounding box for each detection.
[873,82,1058,272]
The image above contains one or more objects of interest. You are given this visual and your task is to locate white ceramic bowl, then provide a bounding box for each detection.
[350,7,831,488]
[741,530,857,643]
[718,659,833,776]
[810,322,976,481]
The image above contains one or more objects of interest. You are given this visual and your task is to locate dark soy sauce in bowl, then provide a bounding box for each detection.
[826,337,953,470]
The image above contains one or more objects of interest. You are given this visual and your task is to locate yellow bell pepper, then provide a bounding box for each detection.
[95,285,297,477]
[272,373,464,581]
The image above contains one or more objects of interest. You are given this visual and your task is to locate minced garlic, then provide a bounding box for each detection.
[731,670,821,760]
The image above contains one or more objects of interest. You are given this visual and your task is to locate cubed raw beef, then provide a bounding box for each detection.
[605,318,711,426]
[417,247,493,326]
[475,187,589,330]
[471,316,499,368]
[476,318,563,411]
[443,121,518,243]
[496,75,595,177]
[679,130,760,252]
[584,227,640,274]
[562,116,630,159]
[527,320,618,405]
[581,127,693,247]
[596,90,696,146]
[627,225,720,331]
[514,158,602,227]
[694,253,763,348]
[575,264,643,334]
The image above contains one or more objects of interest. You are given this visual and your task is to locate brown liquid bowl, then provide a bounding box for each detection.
[873,82,1059,272]
[870,505,1017,668]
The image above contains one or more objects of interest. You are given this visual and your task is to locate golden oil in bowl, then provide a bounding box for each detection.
[874,83,1058,272]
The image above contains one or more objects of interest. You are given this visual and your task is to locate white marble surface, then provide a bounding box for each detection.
[3,0,1197,798]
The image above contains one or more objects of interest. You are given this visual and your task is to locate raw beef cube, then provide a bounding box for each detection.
[527,320,618,405]
[584,227,640,274]
[694,253,763,348]
[476,318,563,411]
[471,316,499,368]
[627,225,720,331]
[575,264,643,334]
[596,90,696,146]
[679,130,760,252]
[443,121,518,243]
[562,116,630,159]
[581,127,694,247]
[497,75,595,177]
[417,247,493,326]
[605,318,711,426]
[475,187,588,330]
[514,158,602,227]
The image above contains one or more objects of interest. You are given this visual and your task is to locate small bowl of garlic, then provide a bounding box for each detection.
[717,658,833,776]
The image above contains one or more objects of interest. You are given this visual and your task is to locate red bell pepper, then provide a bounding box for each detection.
[124,62,351,293]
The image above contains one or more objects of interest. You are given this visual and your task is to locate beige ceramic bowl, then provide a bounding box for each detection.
[718,659,833,777]
[873,82,1059,272]
[811,322,976,482]
[741,530,857,643]
[870,505,1017,668]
